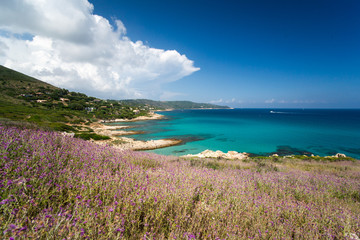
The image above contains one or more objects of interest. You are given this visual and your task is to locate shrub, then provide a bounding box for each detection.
[74,132,110,140]
[48,122,76,132]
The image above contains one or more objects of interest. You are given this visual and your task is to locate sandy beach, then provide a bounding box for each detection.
[89,112,182,150]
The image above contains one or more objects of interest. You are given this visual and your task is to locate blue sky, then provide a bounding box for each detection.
[0,0,359,108]
[90,0,360,108]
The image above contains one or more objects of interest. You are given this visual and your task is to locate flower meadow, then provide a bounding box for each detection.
[1,123,360,239]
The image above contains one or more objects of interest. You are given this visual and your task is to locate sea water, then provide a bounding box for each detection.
[109,109,360,159]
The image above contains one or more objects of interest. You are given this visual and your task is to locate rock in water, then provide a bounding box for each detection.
[334,153,346,158]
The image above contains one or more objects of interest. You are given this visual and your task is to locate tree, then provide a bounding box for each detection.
[69,102,84,110]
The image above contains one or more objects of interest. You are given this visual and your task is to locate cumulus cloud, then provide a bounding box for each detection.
[0,0,199,99]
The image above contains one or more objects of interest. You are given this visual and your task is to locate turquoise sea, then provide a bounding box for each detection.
[110,109,360,159]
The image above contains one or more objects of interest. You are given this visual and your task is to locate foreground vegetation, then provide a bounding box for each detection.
[1,122,359,239]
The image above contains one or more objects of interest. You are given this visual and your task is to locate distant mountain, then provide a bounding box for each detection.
[118,99,230,110]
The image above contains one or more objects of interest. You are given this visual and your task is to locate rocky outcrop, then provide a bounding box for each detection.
[88,123,137,137]
[333,153,347,158]
[95,137,182,151]
[61,132,75,137]
[183,150,249,160]
[113,137,182,151]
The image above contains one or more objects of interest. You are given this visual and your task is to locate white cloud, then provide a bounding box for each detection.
[265,98,276,104]
[210,98,224,104]
[0,0,199,99]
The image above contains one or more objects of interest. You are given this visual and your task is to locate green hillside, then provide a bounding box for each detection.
[0,65,148,130]
[0,65,57,105]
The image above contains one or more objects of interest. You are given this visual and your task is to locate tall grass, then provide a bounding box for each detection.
[1,124,359,239]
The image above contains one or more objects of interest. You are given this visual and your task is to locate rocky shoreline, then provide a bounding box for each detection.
[183,150,249,160]
[182,149,349,160]
[88,112,182,151]
[89,123,145,137]
[105,137,182,151]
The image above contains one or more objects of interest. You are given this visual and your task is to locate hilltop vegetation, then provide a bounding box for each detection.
[1,123,359,239]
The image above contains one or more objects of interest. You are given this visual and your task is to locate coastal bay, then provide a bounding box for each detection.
[105,109,360,159]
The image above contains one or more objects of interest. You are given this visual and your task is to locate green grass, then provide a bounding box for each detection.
[109,139,127,145]
[74,132,111,140]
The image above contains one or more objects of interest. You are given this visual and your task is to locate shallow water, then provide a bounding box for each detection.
[109,109,360,159]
